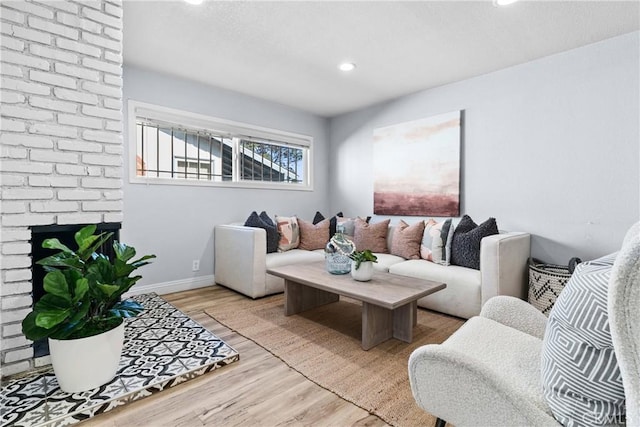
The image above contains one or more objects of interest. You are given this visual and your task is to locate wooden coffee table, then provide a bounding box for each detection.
[267,261,446,350]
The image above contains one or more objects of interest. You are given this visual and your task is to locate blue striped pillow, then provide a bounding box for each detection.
[541,252,625,427]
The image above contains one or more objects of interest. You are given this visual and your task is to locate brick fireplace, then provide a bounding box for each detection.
[0,0,124,377]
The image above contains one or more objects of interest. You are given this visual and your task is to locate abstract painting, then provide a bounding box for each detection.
[373,111,462,216]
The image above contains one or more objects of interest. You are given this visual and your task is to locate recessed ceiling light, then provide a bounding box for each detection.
[493,0,519,6]
[184,0,203,5]
[338,62,356,72]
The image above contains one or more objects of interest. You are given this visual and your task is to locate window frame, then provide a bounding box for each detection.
[127,100,313,191]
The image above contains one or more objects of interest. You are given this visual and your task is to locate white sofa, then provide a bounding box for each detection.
[214,223,531,319]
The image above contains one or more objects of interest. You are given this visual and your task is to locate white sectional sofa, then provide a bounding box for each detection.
[214,223,531,319]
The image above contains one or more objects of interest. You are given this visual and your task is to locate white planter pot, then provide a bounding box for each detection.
[351,261,374,281]
[48,321,125,393]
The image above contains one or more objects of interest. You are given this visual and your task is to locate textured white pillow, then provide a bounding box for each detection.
[541,252,625,427]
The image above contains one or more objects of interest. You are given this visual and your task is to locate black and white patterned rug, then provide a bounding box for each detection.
[1,293,239,427]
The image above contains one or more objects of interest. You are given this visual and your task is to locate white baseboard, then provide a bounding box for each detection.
[124,275,215,297]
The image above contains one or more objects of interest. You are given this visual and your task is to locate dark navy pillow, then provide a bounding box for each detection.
[312,211,325,224]
[450,215,498,270]
[259,211,275,227]
[258,211,279,253]
[244,211,279,253]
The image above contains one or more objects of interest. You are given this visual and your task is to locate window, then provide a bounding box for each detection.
[238,139,304,183]
[129,101,312,190]
[175,158,212,181]
[135,122,231,182]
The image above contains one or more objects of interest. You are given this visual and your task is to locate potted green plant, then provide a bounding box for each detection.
[348,249,378,281]
[22,224,155,392]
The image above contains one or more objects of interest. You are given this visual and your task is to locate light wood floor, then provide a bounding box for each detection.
[80,286,460,427]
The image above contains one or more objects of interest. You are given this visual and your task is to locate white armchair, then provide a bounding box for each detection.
[408,221,640,426]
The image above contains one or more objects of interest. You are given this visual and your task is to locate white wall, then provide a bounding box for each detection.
[328,32,640,264]
[122,66,329,290]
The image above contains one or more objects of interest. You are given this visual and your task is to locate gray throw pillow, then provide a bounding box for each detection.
[540,253,625,427]
[244,211,279,253]
[434,218,454,266]
[450,215,498,270]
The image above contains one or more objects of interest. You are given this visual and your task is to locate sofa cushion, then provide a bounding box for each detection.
[244,211,279,253]
[391,220,425,260]
[275,215,300,252]
[541,253,624,427]
[451,215,499,270]
[265,248,325,269]
[372,253,406,272]
[390,259,482,318]
[298,218,330,250]
[390,259,481,288]
[353,218,390,253]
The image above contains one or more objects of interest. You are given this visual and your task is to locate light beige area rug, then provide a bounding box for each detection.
[204,294,464,426]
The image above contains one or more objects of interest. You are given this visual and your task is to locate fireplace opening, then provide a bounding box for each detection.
[30,223,121,357]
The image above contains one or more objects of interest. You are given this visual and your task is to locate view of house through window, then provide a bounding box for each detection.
[238,139,304,183]
[131,102,311,189]
[136,122,232,181]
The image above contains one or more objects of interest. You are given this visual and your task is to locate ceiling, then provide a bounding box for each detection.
[123,1,640,118]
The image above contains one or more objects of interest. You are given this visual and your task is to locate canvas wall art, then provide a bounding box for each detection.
[373,111,462,216]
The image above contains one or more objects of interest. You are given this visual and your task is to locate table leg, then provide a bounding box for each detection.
[393,302,414,343]
[362,302,393,350]
[284,279,339,316]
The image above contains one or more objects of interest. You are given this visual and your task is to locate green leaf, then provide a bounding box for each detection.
[115,275,142,295]
[77,232,113,262]
[110,300,144,318]
[51,318,88,340]
[50,304,90,339]
[130,254,156,269]
[86,256,115,284]
[76,234,99,254]
[348,249,378,270]
[34,295,72,330]
[113,242,136,262]
[97,283,119,297]
[37,252,83,270]
[35,308,71,329]
[33,293,73,329]
[114,258,136,278]
[36,293,72,309]
[43,270,71,302]
[74,224,97,247]
[22,311,52,341]
[73,277,89,302]
[68,317,121,339]
[42,238,74,254]
[71,225,115,261]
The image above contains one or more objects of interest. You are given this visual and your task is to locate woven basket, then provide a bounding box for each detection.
[527,258,572,316]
